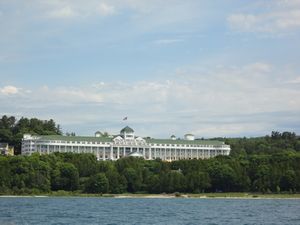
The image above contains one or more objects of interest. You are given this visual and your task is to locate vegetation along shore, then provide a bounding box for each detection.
[0,116,300,196]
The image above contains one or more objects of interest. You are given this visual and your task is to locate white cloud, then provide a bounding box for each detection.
[0,85,20,95]
[276,10,300,29]
[277,0,300,7]
[244,62,272,73]
[0,0,205,29]
[31,86,104,105]
[97,3,115,16]
[36,1,117,19]
[47,6,75,19]
[228,14,260,32]
[286,76,300,84]
[227,1,300,34]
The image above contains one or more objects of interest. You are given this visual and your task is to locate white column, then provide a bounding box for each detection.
[149,148,152,160]
[97,147,100,160]
[174,149,177,161]
[103,148,106,160]
[47,145,49,154]
[117,147,120,159]
[110,146,113,160]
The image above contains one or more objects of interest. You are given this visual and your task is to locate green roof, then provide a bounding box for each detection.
[146,139,224,145]
[120,126,134,133]
[38,135,113,142]
[36,135,225,146]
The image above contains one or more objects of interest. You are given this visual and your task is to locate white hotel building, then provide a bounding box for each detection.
[22,126,230,161]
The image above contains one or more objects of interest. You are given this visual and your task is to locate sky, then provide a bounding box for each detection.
[0,0,300,138]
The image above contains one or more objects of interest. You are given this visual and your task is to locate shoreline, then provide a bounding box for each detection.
[1,193,300,199]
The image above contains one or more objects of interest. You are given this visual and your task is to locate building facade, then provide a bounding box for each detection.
[22,126,230,161]
[0,143,14,156]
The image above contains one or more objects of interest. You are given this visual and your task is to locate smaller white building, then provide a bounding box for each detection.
[184,134,195,141]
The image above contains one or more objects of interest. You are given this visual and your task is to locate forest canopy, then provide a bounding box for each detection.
[0,151,299,195]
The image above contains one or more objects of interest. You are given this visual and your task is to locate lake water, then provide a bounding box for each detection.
[0,197,300,225]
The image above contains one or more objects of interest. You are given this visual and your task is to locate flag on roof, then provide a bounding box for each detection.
[123,117,128,121]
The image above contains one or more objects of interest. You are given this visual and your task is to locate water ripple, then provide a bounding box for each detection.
[0,198,300,225]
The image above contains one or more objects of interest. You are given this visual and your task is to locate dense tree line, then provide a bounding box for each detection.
[1,149,299,194]
[0,115,62,154]
[223,131,300,156]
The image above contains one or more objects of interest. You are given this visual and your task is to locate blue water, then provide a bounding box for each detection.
[0,197,300,225]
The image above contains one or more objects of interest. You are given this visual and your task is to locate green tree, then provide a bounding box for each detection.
[27,155,51,192]
[186,171,211,193]
[106,169,127,193]
[146,174,160,193]
[208,162,236,192]
[159,171,186,193]
[71,153,97,177]
[252,165,272,193]
[85,173,109,193]
[51,162,79,191]
[280,169,297,192]
[0,157,11,192]
[9,156,30,190]
[123,167,142,192]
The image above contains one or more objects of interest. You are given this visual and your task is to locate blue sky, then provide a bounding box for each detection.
[0,0,300,138]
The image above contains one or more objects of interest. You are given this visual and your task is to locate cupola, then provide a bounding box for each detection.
[120,126,135,140]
